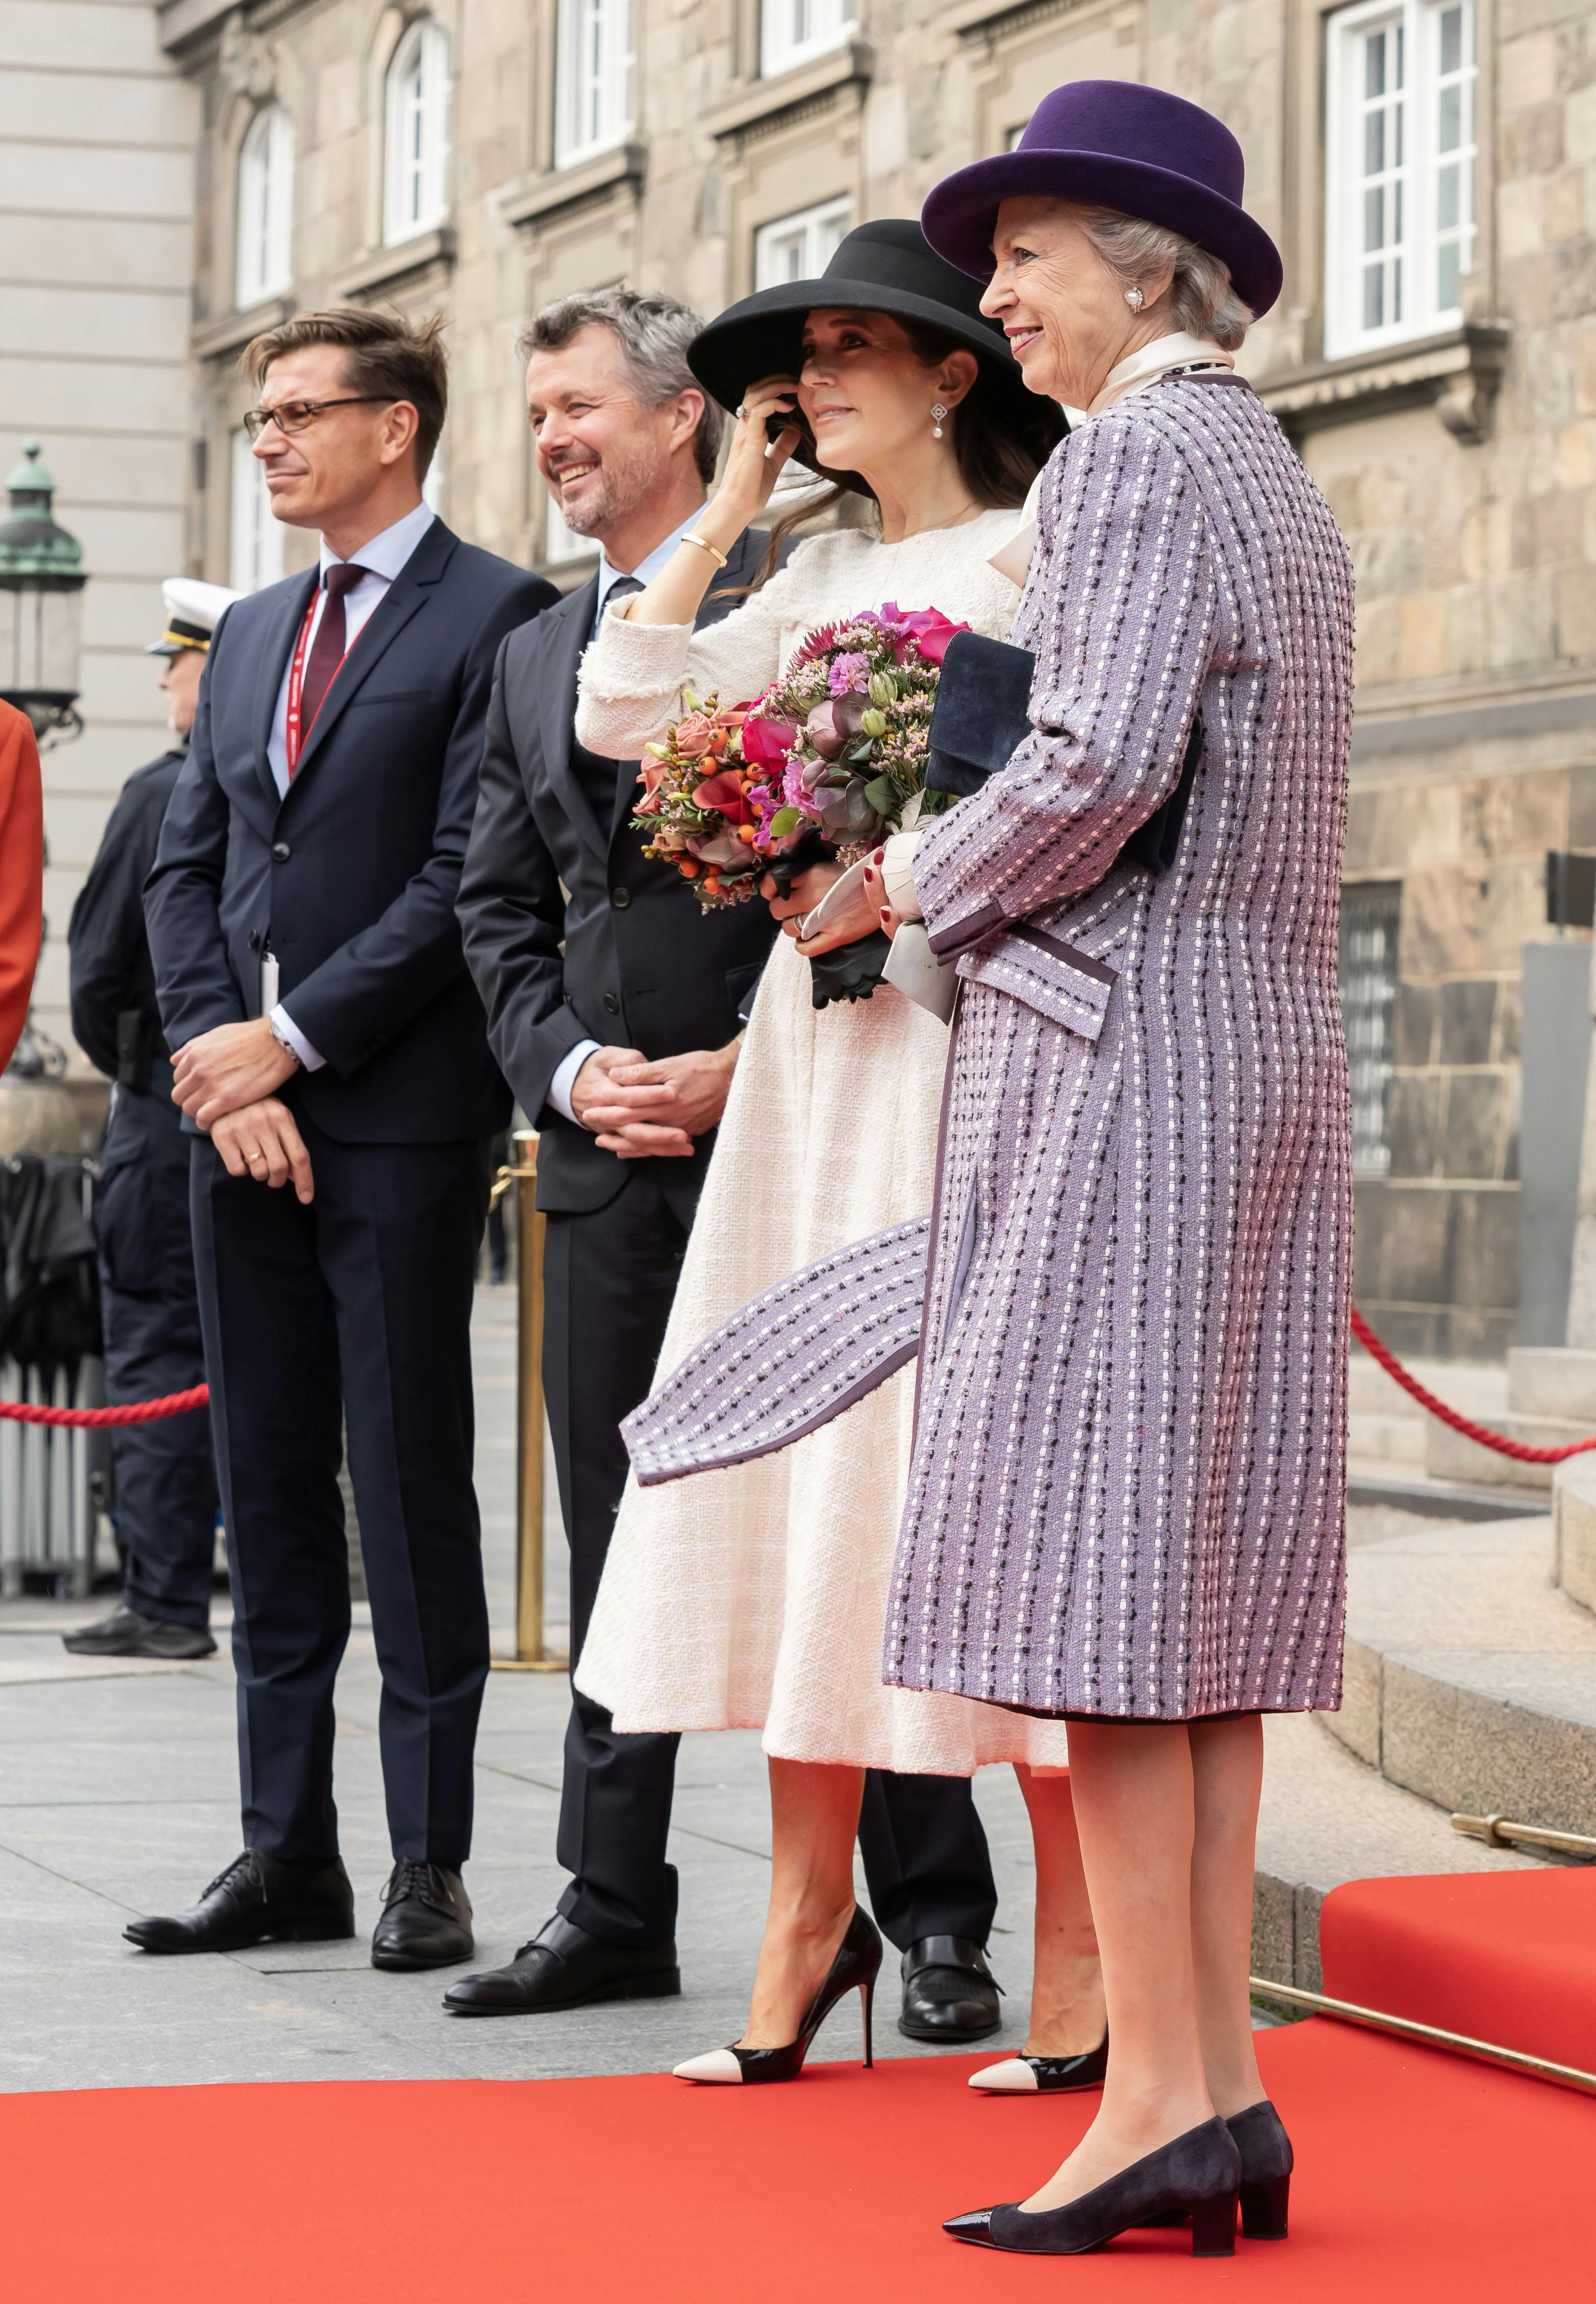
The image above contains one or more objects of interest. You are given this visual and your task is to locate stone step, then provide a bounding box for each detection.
[1324,1514,1596,1838]
[1508,1346,1596,1423]
[1251,1710,1543,1993]
[1552,1454,1596,1612]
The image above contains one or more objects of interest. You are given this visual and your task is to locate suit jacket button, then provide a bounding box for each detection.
[610,886,631,909]
[271,841,291,861]
[603,992,619,1014]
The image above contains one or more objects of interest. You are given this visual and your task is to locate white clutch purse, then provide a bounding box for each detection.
[882,922,958,1024]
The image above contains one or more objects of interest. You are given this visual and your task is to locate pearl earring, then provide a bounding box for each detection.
[931,402,947,438]
[1124,286,1144,311]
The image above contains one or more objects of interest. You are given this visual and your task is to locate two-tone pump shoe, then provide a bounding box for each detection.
[969,2030,1109,2094]
[945,2115,1243,2257]
[673,1906,882,2084]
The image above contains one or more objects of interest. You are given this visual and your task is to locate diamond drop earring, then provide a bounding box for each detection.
[1124,286,1144,311]
[931,402,948,438]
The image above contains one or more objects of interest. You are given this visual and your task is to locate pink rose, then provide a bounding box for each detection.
[896,607,968,665]
[673,711,715,759]
[741,714,798,767]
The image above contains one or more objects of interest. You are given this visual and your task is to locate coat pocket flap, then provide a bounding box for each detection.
[957,922,1117,1041]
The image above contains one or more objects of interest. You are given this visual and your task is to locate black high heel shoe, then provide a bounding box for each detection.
[1229,2099,1293,2237]
[944,2116,1242,2257]
[968,2030,1109,2093]
[673,1906,881,2084]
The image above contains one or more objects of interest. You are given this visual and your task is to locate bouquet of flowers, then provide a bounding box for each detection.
[632,603,968,912]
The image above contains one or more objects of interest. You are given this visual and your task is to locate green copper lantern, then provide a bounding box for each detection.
[0,441,88,746]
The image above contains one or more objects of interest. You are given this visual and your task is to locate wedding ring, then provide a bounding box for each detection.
[736,403,748,419]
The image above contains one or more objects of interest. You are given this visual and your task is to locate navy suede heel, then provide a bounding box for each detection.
[944,2116,1242,2257]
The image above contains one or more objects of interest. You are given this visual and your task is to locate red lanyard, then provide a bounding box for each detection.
[284,590,354,776]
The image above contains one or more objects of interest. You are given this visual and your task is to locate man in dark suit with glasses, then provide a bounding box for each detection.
[135,307,554,1970]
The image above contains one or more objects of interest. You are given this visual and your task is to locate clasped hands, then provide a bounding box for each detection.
[170,1017,314,1204]
[572,1042,740,1160]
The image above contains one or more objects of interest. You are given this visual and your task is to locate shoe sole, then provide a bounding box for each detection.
[124,1919,356,1954]
[898,2015,1002,2044]
[443,1968,682,2015]
[64,1640,218,1659]
[371,1942,476,1972]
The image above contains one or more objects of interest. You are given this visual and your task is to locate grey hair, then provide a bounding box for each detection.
[1075,207,1254,351]
[519,287,724,482]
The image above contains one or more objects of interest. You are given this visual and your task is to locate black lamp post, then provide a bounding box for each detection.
[0,441,88,748]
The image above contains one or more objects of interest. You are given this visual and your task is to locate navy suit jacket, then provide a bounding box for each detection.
[458,527,781,1216]
[145,519,555,1145]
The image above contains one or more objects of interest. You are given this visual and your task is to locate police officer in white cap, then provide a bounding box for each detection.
[64,578,241,1657]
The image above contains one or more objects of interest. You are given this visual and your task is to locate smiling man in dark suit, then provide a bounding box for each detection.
[134,308,555,1970]
[449,289,1003,2041]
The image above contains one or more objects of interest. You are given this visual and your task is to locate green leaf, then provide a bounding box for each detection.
[769,807,801,837]
[863,772,898,817]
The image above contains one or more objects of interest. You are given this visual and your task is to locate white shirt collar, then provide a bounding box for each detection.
[594,509,704,623]
[1087,332,1234,418]
[317,499,435,582]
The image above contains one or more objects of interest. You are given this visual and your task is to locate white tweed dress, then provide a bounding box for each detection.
[571,511,1072,1772]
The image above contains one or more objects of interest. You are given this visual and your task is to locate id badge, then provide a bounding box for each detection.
[260,949,280,1017]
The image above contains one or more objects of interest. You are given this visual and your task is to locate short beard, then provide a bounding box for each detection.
[551,433,659,538]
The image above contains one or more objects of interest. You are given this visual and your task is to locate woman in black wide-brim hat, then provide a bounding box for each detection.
[570,227,1111,2086]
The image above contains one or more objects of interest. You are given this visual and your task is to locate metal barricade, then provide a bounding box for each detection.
[0,1354,104,1597]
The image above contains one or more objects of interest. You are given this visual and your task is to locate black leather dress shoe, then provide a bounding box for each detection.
[63,1605,216,1660]
[442,1912,680,2015]
[370,1861,473,1970]
[124,1850,354,1954]
[899,1935,1002,2042]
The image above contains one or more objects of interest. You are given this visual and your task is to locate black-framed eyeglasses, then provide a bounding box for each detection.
[242,396,395,441]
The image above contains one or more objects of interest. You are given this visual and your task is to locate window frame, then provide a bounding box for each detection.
[1324,0,1477,361]
[753,193,854,290]
[1338,880,1403,1179]
[554,0,636,169]
[758,0,856,83]
[384,17,452,247]
[230,429,286,594]
[235,104,295,309]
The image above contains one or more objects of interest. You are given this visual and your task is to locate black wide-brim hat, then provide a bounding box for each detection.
[688,220,1040,441]
[922,79,1282,319]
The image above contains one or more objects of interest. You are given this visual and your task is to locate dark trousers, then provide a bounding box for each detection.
[97,1082,216,1629]
[190,1117,492,1868]
[542,1170,998,1952]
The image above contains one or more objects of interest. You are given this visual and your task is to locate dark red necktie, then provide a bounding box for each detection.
[296,563,370,755]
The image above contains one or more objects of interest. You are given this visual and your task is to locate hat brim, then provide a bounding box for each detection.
[922,150,1282,319]
[688,276,1031,419]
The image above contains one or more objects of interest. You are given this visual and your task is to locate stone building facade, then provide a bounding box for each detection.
[1,1,196,1071]
[149,0,1596,1362]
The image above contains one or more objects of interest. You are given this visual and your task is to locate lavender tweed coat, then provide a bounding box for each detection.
[891,373,1354,1720]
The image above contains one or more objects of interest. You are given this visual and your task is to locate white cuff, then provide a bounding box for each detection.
[880,830,925,922]
[270,1004,325,1072]
[548,1037,602,1125]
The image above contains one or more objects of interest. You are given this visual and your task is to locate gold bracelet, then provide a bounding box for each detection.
[682,532,729,571]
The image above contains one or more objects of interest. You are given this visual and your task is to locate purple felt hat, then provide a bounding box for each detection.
[922,79,1282,319]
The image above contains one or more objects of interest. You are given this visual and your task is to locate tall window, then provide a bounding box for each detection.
[754,195,852,289]
[1325,0,1476,358]
[760,0,854,80]
[384,18,451,244]
[545,493,596,566]
[231,431,286,593]
[1339,882,1402,1176]
[556,0,635,165]
[236,105,295,307]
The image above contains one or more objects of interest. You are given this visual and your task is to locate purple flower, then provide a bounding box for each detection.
[828,652,870,696]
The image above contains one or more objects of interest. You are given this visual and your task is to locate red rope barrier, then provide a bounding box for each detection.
[0,1385,209,1428]
[1351,1308,1596,1465]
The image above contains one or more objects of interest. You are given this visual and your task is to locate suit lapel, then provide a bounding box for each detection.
[543,577,612,865]
[251,568,318,812]
[281,519,457,798]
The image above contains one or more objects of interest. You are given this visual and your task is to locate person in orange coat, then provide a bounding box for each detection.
[0,699,44,1072]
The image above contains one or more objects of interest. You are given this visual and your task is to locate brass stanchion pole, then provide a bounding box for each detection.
[489,1129,567,1673]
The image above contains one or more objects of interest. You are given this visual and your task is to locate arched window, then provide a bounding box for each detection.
[385,18,451,244]
[236,105,295,306]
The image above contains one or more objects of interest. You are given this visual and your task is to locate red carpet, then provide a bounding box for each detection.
[1320,1869,1596,2072]
[4,2021,1590,2301]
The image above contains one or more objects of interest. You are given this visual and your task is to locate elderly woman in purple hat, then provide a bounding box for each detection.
[879,82,1356,2256]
